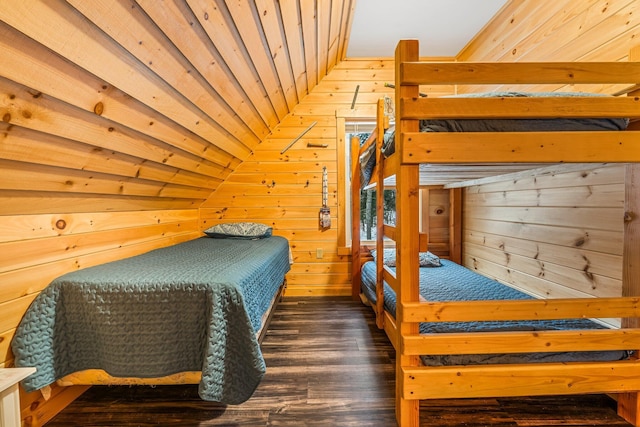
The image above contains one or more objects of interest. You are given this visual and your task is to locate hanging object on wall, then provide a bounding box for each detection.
[383,95,395,119]
[350,84,360,109]
[319,166,331,229]
[280,121,317,154]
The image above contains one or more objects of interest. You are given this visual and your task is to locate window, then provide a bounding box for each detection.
[336,107,458,261]
[359,187,396,241]
[336,107,397,251]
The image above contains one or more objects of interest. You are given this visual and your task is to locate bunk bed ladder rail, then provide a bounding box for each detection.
[350,101,389,331]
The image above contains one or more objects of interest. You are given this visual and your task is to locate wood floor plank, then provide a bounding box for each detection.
[46,297,632,426]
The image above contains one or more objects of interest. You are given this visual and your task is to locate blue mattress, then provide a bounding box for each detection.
[12,236,291,404]
[360,259,630,365]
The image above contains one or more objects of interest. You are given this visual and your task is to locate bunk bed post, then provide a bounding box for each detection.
[448,188,462,263]
[616,45,640,427]
[351,134,363,299]
[394,38,421,427]
[617,163,640,426]
[375,98,386,329]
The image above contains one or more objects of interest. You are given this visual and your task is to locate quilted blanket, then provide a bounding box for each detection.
[12,236,291,404]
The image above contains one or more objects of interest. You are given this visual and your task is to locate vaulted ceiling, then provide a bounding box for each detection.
[0,0,354,183]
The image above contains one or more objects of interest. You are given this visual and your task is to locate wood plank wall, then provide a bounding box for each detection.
[200,59,398,296]
[463,165,625,326]
[459,0,640,94]
[420,188,452,258]
[202,0,640,299]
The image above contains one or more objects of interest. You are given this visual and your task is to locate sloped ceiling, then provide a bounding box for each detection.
[0,1,354,205]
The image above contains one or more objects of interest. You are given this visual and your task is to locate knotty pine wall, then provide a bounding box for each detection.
[201,60,397,296]
[459,0,640,94]
[463,164,625,326]
[420,188,454,259]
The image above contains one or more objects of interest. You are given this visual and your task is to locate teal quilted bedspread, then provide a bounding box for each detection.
[12,236,290,404]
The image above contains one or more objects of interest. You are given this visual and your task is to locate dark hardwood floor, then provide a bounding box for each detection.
[47,297,632,426]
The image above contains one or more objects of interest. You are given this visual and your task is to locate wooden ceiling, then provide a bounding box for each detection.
[0,0,354,201]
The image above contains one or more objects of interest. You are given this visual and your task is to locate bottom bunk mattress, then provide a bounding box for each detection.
[360,259,630,365]
[12,235,291,404]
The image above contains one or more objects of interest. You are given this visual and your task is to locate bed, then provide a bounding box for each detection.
[11,227,291,405]
[361,258,630,365]
[351,40,640,426]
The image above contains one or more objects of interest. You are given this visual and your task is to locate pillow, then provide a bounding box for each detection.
[370,248,441,268]
[370,248,396,266]
[418,251,442,267]
[203,222,272,239]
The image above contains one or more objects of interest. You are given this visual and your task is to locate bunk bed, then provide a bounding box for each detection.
[351,40,640,426]
[12,225,291,404]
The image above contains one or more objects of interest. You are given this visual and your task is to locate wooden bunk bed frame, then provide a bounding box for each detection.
[351,39,640,427]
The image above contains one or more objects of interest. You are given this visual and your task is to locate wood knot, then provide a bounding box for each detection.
[624,211,635,222]
[55,219,67,230]
[94,102,104,115]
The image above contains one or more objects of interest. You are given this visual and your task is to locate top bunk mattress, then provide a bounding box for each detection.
[383,91,629,156]
[358,91,629,187]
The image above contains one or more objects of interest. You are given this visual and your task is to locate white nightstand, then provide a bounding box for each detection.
[0,368,36,427]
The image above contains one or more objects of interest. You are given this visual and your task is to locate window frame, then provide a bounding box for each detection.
[335,107,377,255]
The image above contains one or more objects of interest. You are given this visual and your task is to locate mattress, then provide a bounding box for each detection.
[358,91,629,187]
[360,259,630,365]
[12,236,291,404]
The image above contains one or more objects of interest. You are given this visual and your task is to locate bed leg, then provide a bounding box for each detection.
[396,395,419,427]
[396,357,419,426]
[618,392,640,426]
